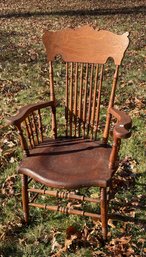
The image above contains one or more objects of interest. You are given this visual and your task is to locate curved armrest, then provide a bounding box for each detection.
[109,107,132,139]
[7,101,54,126]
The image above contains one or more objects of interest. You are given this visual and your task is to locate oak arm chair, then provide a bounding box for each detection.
[8,25,132,240]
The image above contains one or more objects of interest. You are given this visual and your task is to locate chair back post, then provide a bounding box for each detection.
[103,65,119,144]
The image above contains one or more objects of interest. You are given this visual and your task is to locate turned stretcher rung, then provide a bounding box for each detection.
[28,188,100,203]
[29,202,101,219]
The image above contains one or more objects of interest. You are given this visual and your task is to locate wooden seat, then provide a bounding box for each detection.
[19,138,113,188]
[8,25,132,240]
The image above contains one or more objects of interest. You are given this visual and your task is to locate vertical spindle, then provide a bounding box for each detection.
[82,64,89,138]
[17,123,29,157]
[38,109,43,142]
[87,64,94,135]
[91,64,99,139]
[65,62,69,137]
[69,62,73,137]
[78,63,83,137]
[27,116,35,146]
[74,63,78,137]
[24,119,33,148]
[94,64,104,140]
[32,112,39,144]
[49,61,57,139]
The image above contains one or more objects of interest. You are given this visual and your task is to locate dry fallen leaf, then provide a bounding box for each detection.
[51,234,62,253]
[2,174,17,196]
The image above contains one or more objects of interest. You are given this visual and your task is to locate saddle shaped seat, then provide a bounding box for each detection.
[19,138,113,189]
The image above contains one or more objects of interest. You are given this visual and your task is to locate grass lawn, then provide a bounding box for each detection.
[0,1,146,256]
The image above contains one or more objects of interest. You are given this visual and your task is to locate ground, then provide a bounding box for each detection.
[0,1,146,256]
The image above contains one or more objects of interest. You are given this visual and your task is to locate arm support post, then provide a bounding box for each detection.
[108,107,132,169]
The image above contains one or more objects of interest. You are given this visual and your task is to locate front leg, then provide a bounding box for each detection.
[100,187,108,241]
[22,174,29,224]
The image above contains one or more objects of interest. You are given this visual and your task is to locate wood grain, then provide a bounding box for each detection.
[43,25,129,65]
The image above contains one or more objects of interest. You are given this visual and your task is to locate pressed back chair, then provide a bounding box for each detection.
[8,25,132,240]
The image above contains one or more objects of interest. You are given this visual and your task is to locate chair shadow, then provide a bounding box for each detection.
[0,5,145,19]
[109,168,146,226]
[30,141,109,157]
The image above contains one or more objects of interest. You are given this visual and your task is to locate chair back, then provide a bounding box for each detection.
[42,25,129,140]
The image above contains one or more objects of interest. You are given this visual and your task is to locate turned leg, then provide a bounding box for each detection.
[22,174,29,224]
[100,187,108,240]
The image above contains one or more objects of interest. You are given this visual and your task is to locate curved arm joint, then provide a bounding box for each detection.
[109,107,132,139]
[6,101,54,127]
